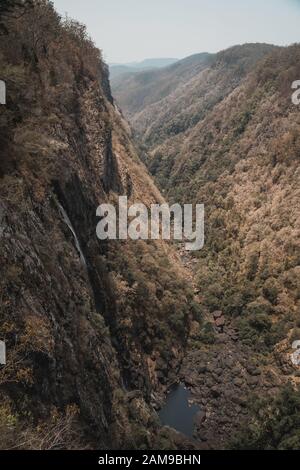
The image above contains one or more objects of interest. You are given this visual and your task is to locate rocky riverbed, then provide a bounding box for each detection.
[177,246,289,449]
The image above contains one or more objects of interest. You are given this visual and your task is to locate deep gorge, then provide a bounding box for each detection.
[1,0,300,451]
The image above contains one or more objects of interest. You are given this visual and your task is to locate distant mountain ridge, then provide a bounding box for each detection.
[111,45,275,124]
[111,52,213,116]
[109,57,179,79]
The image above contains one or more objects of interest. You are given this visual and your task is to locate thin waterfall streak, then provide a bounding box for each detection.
[57,201,87,268]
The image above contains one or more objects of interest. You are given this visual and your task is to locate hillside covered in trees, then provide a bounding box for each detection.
[113,42,300,448]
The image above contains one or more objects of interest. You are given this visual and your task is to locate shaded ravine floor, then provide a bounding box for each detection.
[177,245,286,449]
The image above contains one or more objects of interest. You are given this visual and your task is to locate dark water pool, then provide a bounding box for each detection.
[158,383,200,438]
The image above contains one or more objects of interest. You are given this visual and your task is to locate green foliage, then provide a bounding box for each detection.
[263,278,279,305]
[106,240,191,367]
[195,321,216,345]
[230,384,300,450]
[234,109,253,136]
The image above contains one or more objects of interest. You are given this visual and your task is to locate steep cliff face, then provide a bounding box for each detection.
[0,1,194,449]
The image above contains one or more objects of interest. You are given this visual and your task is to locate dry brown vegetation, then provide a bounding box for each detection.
[115,42,300,354]
[113,42,300,448]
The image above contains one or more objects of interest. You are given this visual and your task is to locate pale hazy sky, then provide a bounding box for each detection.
[53,0,300,63]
